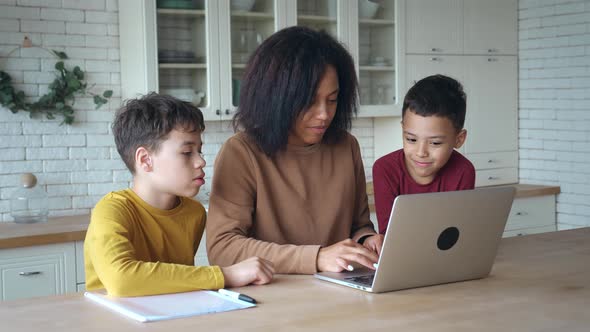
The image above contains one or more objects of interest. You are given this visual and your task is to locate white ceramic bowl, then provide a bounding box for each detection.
[231,0,256,11]
[359,0,379,19]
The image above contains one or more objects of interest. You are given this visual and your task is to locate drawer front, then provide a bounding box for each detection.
[2,262,59,301]
[505,195,555,231]
[0,243,76,301]
[466,151,518,170]
[75,241,85,284]
[503,225,557,238]
[475,168,518,187]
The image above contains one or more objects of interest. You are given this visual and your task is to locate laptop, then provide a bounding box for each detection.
[314,186,516,293]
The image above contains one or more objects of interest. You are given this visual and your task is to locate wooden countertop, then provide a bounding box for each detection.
[0,183,560,250]
[366,182,560,197]
[0,214,89,250]
[1,228,589,331]
[500,183,561,198]
[367,182,560,211]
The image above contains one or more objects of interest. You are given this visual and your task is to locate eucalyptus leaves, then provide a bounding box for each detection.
[0,50,113,125]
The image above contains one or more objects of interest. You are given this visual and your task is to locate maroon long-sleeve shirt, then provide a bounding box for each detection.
[372,149,475,234]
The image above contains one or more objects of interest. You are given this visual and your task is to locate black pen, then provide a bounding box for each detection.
[218,288,257,304]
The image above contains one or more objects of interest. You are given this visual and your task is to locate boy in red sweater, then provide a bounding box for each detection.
[372,75,476,234]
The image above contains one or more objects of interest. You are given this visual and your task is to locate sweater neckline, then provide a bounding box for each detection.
[125,188,185,216]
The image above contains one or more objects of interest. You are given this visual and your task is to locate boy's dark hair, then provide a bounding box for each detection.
[233,26,358,157]
[112,92,205,174]
[402,74,466,131]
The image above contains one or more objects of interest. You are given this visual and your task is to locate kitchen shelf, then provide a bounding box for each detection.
[359,18,395,26]
[231,11,274,21]
[156,8,205,16]
[359,66,395,71]
[298,15,336,23]
[159,63,207,69]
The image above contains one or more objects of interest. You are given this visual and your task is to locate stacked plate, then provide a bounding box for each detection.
[158,50,197,63]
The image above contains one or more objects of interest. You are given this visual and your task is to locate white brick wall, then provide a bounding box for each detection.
[519,0,590,229]
[0,1,376,221]
[0,1,120,221]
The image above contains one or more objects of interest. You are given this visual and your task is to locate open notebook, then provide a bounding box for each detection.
[84,290,255,323]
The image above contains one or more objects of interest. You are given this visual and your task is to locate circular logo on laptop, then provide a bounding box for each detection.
[437,227,459,250]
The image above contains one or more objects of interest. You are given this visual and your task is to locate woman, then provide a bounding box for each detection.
[206,26,383,274]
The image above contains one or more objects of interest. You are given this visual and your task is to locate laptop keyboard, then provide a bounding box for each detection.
[345,274,374,286]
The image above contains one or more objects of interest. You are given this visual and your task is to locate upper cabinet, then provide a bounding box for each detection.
[120,0,281,121]
[463,0,517,55]
[406,0,517,56]
[355,0,401,116]
[406,0,463,54]
[119,0,404,119]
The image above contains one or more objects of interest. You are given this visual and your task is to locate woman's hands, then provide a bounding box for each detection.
[316,239,379,272]
[221,256,275,287]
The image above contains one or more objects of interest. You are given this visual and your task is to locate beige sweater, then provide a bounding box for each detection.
[206,132,376,274]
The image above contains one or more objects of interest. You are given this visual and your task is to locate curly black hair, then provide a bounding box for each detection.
[233,26,359,157]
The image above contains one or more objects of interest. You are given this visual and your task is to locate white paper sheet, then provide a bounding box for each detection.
[84,290,255,323]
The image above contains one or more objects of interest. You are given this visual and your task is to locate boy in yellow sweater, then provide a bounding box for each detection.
[84,93,274,297]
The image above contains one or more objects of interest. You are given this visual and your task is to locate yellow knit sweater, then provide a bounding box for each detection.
[84,189,224,297]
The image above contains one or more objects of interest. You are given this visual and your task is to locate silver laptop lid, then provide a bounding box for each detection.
[371,186,515,292]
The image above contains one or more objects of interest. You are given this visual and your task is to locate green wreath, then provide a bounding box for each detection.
[0,41,113,125]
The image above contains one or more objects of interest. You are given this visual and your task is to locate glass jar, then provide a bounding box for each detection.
[10,173,48,223]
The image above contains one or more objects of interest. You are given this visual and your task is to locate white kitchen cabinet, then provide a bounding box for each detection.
[75,240,85,289]
[463,0,517,55]
[464,55,518,187]
[406,54,464,88]
[463,55,517,154]
[119,0,404,119]
[390,0,518,186]
[406,0,463,55]
[0,243,76,301]
[406,0,516,56]
[120,0,281,121]
[468,151,518,187]
[503,195,557,237]
[352,0,403,116]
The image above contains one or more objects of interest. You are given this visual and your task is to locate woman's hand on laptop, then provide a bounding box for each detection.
[362,234,384,256]
[317,239,379,272]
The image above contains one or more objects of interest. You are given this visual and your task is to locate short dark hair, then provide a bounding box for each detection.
[112,92,205,174]
[233,26,358,157]
[402,74,466,131]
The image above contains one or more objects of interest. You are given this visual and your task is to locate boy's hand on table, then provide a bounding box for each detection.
[362,234,384,256]
[317,239,379,273]
[221,256,275,287]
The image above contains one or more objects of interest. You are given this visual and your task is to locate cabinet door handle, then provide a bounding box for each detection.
[487,159,495,163]
[431,47,439,52]
[430,57,440,61]
[19,271,42,276]
[488,176,499,180]
[225,109,230,115]
[515,211,529,216]
[487,48,496,53]
[487,58,497,62]
[215,109,220,115]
